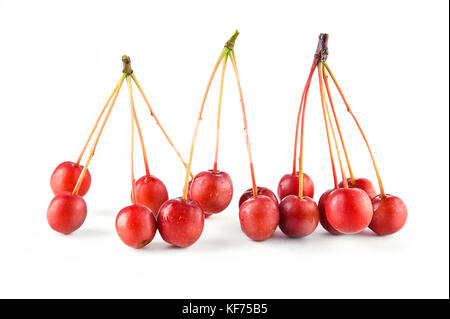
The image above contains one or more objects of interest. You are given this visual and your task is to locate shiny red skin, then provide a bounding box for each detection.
[277,173,314,201]
[188,180,211,220]
[50,161,91,196]
[189,170,233,214]
[238,186,279,207]
[318,189,342,235]
[369,195,408,235]
[157,198,205,247]
[133,175,169,215]
[47,191,87,234]
[339,177,377,200]
[239,195,280,241]
[325,188,373,234]
[115,204,157,248]
[279,195,319,238]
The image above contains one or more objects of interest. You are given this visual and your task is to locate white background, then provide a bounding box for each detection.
[0,0,448,299]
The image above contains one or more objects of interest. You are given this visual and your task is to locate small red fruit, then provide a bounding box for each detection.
[115,204,157,248]
[239,195,280,241]
[318,189,341,235]
[277,173,314,201]
[133,175,169,215]
[279,195,319,237]
[238,186,278,207]
[157,198,205,247]
[369,195,408,235]
[339,177,377,200]
[189,170,233,214]
[50,161,91,196]
[325,188,373,234]
[47,191,87,234]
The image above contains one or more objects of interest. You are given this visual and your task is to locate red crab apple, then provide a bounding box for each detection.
[279,195,319,237]
[157,198,205,247]
[133,175,168,215]
[238,186,278,207]
[47,191,87,234]
[188,179,211,219]
[277,173,314,201]
[50,161,91,196]
[318,189,342,235]
[189,170,233,214]
[339,177,377,200]
[115,204,157,248]
[239,195,280,241]
[369,194,408,235]
[325,188,373,234]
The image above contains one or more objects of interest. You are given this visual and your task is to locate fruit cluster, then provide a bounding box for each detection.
[47,32,407,249]
[276,34,407,238]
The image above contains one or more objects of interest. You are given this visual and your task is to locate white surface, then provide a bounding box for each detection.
[0,0,448,299]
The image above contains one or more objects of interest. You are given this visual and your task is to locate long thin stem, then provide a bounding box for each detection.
[317,64,338,189]
[319,64,348,188]
[323,63,386,197]
[127,76,150,177]
[131,73,194,179]
[322,67,355,184]
[297,59,317,197]
[230,50,258,198]
[129,79,137,204]
[293,58,318,175]
[75,78,121,166]
[182,52,226,201]
[73,74,126,195]
[213,54,228,173]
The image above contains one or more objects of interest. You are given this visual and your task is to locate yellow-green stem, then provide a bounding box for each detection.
[182,52,226,201]
[213,54,228,173]
[73,74,126,195]
[131,73,194,179]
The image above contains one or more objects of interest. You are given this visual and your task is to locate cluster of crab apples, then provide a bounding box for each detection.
[47,32,407,249]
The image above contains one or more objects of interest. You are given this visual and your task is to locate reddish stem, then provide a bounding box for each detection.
[230,51,258,198]
[319,64,348,188]
[322,67,355,184]
[128,78,137,204]
[297,59,317,197]
[292,58,318,175]
[317,64,338,189]
[323,62,386,197]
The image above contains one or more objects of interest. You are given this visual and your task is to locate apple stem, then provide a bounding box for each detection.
[322,67,355,184]
[126,76,150,177]
[323,62,386,197]
[297,58,317,198]
[73,74,126,195]
[317,64,338,189]
[131,73,194,179]
[128,77,137,204]
[75,79,121,166]
[230,50,258,198]
[182,51,226,201]
[213,54,229,173]
[319,64,348,188]
[292,58,318,175]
